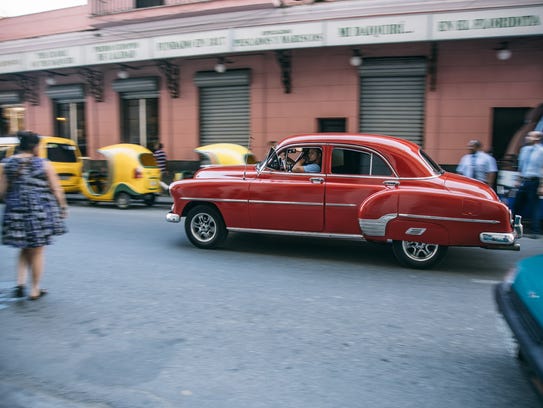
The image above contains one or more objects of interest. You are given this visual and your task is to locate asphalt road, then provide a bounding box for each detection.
[0,201,541,408]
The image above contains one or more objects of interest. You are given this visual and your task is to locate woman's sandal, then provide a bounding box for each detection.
[13,285,26,298]
[28,289,48,301]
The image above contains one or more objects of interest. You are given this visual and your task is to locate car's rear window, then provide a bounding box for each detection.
[46,143,78,163]
[419,149,444,174]
[140,153,158,167]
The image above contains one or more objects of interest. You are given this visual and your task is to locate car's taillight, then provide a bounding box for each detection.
[133,168,143,179]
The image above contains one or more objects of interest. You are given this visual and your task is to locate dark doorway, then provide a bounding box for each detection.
[136,0,164,8]
[318,118,346,132]
[491,107,530,164]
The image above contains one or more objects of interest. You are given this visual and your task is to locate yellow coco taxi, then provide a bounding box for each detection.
[80,143,161,209]
[0,136,82,193]
[195,143,257,166]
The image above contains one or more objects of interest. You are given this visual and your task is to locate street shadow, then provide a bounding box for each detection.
[208,232,521,276]
[223,231,393,267]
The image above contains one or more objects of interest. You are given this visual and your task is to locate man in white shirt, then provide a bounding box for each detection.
[513,131,543,238]
[457,139,498,186]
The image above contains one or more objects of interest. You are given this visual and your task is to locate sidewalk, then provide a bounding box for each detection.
[66,193,173,207]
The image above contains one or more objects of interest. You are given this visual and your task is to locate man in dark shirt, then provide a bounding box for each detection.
[153,142,168,191]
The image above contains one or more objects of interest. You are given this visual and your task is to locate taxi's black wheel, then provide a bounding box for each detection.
[143,194,155,206]
[392,240,447,269]
[185,205,227,249]
[115,192,131,209]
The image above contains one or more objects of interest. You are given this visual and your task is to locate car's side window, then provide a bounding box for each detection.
[265,146,322,173]
[331,147,392,176]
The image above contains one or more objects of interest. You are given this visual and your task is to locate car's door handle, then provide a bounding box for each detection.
[383,180,399,187]
[310,177,324,184]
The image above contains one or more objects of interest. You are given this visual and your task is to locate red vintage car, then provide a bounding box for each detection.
[166,134,523,269]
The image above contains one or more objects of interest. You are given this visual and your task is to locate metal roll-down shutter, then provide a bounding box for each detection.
[359,57,427,146]
[194,70,250,147]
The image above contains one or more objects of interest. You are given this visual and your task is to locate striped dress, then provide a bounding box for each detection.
[2,156,66,248]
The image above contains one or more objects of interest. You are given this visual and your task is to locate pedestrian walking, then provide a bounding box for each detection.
[153,141,169,191]
[0,131,68,300]
[456,139,498,186]
[513,131,543,238]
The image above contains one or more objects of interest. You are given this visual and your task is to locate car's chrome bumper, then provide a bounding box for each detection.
[479,215,523,250]
[166,212,181,223]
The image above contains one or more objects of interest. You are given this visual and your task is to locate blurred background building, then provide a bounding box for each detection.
[0,0,542,171]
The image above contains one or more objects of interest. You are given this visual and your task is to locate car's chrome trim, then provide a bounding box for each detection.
[405,227,427,236]
[227,227,364,240]
[399,213,500,224]
[326,203,357,207]
[513,215,523,238]
[181,197,325,207]
[182,197,247,203]
[249,200,323,206]
[359,213,397,236]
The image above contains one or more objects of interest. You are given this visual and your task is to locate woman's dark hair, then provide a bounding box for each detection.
[17,131,40,152]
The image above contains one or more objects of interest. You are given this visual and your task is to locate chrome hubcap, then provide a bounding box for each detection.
[402,241,439,262]
[191,213,216,242]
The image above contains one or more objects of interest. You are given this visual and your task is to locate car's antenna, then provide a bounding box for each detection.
[243,135,254,180]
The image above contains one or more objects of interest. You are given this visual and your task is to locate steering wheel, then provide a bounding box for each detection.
[285,157,296,172]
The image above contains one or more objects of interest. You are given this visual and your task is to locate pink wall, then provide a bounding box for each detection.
[0,0,273,42]
[0,6,92,41]
[426,38,543,165]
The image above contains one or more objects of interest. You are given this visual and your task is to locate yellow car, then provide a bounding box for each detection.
[80,143,161,209]
[0,135,82,193]
[39,136,82,193]
[195,143,257,166]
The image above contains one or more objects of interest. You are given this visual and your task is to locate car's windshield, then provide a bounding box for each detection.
[257,146,278,171]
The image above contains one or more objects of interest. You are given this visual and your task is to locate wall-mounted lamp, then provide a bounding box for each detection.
[495,42,512,61]
[214,57,227,73]
[214,57,234,73]
[44,70,67,86]
[117,63,139,79]
[117,68,129,79]
[350,49,362,67]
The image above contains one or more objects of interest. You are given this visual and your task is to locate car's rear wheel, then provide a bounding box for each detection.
[115,192,131,209]
[392,240,447,269]
[185,205,227,249]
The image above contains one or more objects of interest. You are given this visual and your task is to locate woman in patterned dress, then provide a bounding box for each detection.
[0,131,68,300]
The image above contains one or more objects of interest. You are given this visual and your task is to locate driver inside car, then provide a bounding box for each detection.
[292,148,322,173]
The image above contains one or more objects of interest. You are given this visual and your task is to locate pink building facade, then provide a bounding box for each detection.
[0,0,542,171]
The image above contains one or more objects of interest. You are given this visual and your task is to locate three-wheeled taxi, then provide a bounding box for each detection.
[80,143,161,209]
[195,143,257,166]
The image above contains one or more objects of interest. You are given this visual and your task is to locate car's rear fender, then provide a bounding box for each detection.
[358,187,495,245]
[358,189,449,244]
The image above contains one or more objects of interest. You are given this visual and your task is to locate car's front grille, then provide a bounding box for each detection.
[511,289,543,344]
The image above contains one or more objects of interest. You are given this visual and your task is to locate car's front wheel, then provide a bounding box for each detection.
[184,205,227,249]
[392,240,447,269]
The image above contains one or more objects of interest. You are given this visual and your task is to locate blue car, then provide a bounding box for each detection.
[495,254,543,399]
